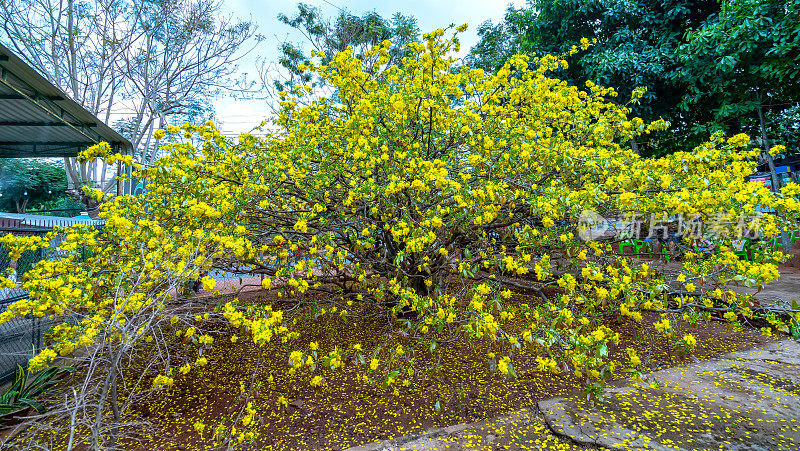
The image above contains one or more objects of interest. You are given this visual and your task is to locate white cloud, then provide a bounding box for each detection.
[215,98,271,136]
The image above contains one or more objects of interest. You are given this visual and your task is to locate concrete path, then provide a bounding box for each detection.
[632,259,800,309]
[346,339,800,450]
[733,271,800,310]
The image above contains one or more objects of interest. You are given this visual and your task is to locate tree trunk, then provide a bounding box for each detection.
[629,137,639,155]
[410,273,430,297]
[14,198,28,214]
[66,189,102,219]
[66,0,79,97]
[757,102,791,251]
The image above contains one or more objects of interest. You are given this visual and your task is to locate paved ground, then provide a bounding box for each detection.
[345,339,800,451]
[675,261,800,309]
[173,273,263,301]
[733,271,800,310]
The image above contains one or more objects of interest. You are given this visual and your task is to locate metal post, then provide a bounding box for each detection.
[35,316,41,351]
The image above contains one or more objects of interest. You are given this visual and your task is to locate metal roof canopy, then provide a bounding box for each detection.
[0,42,131,158]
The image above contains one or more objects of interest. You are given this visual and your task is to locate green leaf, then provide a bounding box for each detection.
[0,403,26,417]
[0,390,19,404]
[19,398,44,413]
[508,363,517,378]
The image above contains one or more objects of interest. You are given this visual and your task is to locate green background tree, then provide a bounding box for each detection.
[465,0,800,158]
[674,0,800,154]
[0,159,82,214]
[260,3,419,101]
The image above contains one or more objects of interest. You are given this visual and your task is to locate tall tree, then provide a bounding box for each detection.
[675,0,800,249]
[675,0,800,157]
[260,3,419,103]
[467,0,722,156]
[0,159,72,213]
[769,106,800,156]
[0,0,258,215]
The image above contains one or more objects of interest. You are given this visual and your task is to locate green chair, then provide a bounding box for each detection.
[658,239,677,261]
[661,243,672,261]
[731,238,751,261]
[627,239,653,257]
[692,237,716,262]
[770,233,800,251]
[769,232,800,254]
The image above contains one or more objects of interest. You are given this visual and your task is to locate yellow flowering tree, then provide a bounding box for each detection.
[1,25,799,444]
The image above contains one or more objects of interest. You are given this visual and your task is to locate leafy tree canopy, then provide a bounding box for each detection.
[0,159,77,214]
[268,3,419,95]
[674,0,800,146]
[468,0,800,158]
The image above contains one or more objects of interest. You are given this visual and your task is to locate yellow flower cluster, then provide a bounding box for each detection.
[152,374,174,389]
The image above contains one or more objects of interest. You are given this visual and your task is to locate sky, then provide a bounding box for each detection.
[213,0,527,136]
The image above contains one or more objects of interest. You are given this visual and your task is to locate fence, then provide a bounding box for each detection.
[0,215,101,383]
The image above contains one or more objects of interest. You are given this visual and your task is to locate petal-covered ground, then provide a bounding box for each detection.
[111,288,770,451]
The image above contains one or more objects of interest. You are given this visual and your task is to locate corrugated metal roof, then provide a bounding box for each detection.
[0,42,132,158]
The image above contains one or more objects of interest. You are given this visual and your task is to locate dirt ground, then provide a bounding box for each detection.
[106,290,773,451]
[6,246,797,450]
[116,250,798,450]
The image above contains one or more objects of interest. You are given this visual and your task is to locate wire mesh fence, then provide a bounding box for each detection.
[0,217,92,382]
[0,316,57,384]
[0,248,47,382]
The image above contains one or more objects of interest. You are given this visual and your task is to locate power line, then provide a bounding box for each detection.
[318,0,347,15]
